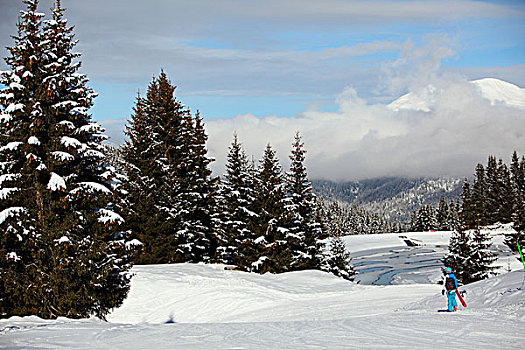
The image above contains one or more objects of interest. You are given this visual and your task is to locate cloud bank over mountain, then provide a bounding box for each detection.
[205,76,525,181]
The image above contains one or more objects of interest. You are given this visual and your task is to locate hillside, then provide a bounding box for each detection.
[312,177,463,223]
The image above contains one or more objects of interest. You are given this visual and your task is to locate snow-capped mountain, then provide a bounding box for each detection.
[388,78,525,112]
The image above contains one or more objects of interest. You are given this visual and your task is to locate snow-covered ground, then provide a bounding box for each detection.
[1,229,524,349]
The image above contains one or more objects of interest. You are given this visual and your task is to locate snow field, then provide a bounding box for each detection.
[1,230,524,349]
[108,264,437,324]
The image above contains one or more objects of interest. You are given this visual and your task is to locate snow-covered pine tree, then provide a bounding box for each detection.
[460,178,474,228]
[506,152,525,252]
[285,132,323,271]
[322,235,356,281]
[471,163,487,227]
[447,200,460,231]
[1,0,132,319]
[122,80,176,264]
[436,197,449,230]
[217,133,258,269]
[469,228,497,282]
[252,144,291,273]
[122,72,218,264]
[443,226,475,285]
[497,159,513,224]
[508,193,525,255]
[484,156,500,224]
[411,205,437,231]
[174,110,219,263]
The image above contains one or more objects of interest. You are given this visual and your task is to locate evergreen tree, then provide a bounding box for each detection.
[510,151,525,201]
[447,200,461,231]
[506,152,525,252]
[410,205,437,231]
[322,235,356,281]
[218,133,258,270]
[175,110,219,263]
[122,79,177,264]
[285,133,323,270]
[1,0,131,319]
[443,226,475,285]
[507,192,525,254]
[445,226,497,285]
[252,144,290,273]
[484,156,500,224]
[471,164,487,226]
[122,72,217,264]
[460,178,474,227]
[497,159,513,223]
[470,228,497,282]
[436,197,449,230]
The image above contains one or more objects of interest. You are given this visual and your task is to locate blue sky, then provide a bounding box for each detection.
[2,0,523,121]
[1,0,524,179]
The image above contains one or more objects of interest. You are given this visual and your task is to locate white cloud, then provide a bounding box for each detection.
[206,79,525,181]
[205,38,525,181]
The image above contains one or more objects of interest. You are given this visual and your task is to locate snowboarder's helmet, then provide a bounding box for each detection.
[445,267,452,273]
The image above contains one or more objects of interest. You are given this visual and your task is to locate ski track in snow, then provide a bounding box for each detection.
[1,231,524,349]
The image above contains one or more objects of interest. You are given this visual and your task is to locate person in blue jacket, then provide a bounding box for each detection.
[442,267,458,312]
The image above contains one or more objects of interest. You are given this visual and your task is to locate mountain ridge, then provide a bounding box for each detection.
[312,177,463,223]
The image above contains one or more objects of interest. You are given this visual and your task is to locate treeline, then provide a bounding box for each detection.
[460,153,525,252]
[319,199,405,235]
[114,71,354,277]
[409,152,524,253]
[409,152,525,285]
[409,198,460,232]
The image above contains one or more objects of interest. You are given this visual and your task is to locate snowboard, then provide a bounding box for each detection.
[456,289,467,307]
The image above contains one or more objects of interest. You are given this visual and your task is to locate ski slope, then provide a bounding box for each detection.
[1,231,524,349]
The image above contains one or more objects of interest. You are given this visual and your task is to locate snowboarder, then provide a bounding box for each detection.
[442,267,458,312]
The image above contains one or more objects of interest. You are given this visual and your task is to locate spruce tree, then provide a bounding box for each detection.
[510,151,525,201]
[252,144,290,273]
[285,133,323,270]
[323,235,356,281]
[1,0,132,319]
[122,72,218,264]
[506,152,525,252]
[122,80,178,264]
[497,159,513,223]
[484,156,500,224]
[471,164,487,226]
[218,133,258,269]
[411,205,437,231]
[470,228,497,282]
[175,110,219,263]
[507,192,525,254]
[447,200,460,231]
[443,226,475,285]
[460,179,474,228]
[436,197,449,230]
